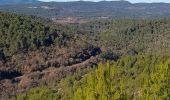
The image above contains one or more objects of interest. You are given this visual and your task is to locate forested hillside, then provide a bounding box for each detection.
[0,11,170,99]
[0,11,81,55]
[76,18,170,55]
[1,1,170,19]
[14,55,170,99]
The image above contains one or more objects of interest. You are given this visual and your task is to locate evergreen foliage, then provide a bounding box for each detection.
[0,11,170,100]
[0,11,73,55]
[14,55,170,100]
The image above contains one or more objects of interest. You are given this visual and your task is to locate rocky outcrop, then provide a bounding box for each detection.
[101,52,119,61]
[70,46,101,65]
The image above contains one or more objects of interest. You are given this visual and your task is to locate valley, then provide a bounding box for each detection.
[0,0,170,100]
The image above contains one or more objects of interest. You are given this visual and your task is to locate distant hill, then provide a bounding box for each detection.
[0,1,170,19]
[0,0,41,5]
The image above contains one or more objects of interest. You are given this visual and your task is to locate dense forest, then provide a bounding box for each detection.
[14,55,170,100]
[0,9,170,99]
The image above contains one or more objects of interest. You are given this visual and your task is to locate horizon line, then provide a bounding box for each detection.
[39,0,169,4]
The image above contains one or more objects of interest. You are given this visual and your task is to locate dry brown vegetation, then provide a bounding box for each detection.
[0,45,102,99]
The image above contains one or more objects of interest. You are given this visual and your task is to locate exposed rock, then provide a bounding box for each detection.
[101,52,119,61]
[75,46,102,62]
[127,49,138,56]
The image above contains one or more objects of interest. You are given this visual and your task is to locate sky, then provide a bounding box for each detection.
[39,0,170,3]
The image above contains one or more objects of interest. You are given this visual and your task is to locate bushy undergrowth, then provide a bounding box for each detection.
[14,55,170,100]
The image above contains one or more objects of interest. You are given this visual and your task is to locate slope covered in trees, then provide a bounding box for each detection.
[0,11,170,99]
[14,55,170,100]
[1,1,170,19]
[76,18,170,55]
[0,11,76,56]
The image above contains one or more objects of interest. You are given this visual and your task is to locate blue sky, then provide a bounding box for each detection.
[39,0,170,3]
